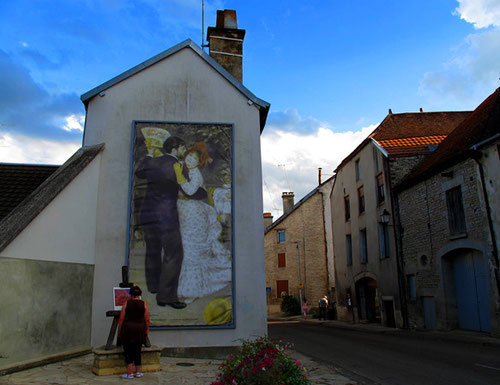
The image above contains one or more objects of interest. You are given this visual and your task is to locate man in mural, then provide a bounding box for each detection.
[135,135,188,309]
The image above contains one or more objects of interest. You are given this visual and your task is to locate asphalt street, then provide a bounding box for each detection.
[269,322,500,385]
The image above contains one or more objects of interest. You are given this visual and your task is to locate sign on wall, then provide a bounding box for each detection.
[128,121,234,328]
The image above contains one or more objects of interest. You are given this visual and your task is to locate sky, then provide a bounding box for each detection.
[0,0,499,216]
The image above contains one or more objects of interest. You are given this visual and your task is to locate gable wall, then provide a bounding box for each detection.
[83,47,266,347]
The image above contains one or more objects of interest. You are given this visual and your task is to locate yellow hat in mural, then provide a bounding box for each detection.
[141,126,170,149]
[203,298,232,325]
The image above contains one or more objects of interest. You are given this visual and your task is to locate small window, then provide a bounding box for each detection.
[276,280,289,298]
[358,186,365,214]
[446,186,466,236]
[277,252,286,268]
[344,195,350,221]
[407,275,416,301]
[355,159,361,181]
[277,230,286,243]
[376,173,385,204]
[378,222,390,259]
[360,229,368,264]
[346,234,352,266]
[373,147,380,173]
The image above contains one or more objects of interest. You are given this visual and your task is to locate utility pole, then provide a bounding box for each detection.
[297,240,303,306]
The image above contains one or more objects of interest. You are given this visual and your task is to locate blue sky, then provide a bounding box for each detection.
[0,0,499,214]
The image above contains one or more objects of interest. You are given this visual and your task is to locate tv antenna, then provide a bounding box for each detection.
[201,0,209,52]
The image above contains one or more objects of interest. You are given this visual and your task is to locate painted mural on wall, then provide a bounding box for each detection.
[128,121,233,327]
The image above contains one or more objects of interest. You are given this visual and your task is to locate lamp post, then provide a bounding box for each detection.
[380,209,391,224]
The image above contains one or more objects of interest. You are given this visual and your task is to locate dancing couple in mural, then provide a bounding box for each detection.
[131,123,232,326]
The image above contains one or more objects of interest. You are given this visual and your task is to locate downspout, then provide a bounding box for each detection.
[385,158,409,329]
[472,151,500,299]
[319,189,330,296]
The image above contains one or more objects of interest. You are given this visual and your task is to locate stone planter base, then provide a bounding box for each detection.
[92,346,161,376]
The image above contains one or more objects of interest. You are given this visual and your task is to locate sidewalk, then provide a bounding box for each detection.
[270,315,500,347]
[0,350,358,385]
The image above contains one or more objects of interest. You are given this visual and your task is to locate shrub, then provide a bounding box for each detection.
[280,295,301,316]
[210,336,311,385]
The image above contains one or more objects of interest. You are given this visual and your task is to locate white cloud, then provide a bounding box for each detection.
[455,0,500,28]
[261,117,377,216]
[61,114,85,132]
[419,1,500,107]
[0,132,80,165]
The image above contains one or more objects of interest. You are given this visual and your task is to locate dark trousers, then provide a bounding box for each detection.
[144,226,183,303]
[123,343,142,366]
[319,307,327,320]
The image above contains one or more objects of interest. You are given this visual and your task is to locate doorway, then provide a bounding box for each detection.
[356,277,378,323]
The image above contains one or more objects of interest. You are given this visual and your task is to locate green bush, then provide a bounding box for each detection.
[280,295,301,316]
[210,336,311,385]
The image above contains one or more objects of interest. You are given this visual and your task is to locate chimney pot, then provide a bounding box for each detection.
[388,109,392,114]
[263,212,273,228]
[419,108,423,112]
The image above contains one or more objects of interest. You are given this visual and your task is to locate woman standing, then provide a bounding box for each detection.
[118,285,150,379]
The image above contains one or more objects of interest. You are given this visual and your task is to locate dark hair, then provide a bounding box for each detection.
[164,136,185,153]
[129,285,142,297]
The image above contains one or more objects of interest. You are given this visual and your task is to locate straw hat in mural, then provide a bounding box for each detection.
[141,126,171,157]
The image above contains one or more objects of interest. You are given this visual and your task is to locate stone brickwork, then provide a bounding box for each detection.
[265,190,329,315]
[388,155,427,187]
[398,158,499,334]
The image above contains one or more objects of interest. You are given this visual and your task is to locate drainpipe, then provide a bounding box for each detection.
[385,158,409,329]
[472,151,500,299]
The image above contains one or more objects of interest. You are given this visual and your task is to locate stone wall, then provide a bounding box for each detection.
[0,257,93,370]
[265,190,329,314]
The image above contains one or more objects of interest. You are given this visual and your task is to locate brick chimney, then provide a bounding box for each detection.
[282,192,295,214]
[207,10,245,82]
[263,212,273,229]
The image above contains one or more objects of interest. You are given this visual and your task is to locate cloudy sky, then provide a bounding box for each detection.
[0,0,499,215]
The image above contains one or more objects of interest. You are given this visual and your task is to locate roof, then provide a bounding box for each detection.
[335,111,471,173]
[0,144,104,254]
[265,175,334,233]
[0,164,59,222]
[81,39,270,132]
[397,88,500,190]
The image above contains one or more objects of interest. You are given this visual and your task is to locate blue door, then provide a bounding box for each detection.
[453,251,491,332]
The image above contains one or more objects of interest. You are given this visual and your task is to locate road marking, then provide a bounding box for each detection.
[475,364,500,371]
[267,321,301,325]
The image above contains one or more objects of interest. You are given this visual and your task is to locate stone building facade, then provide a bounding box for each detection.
[264,177,334,315]
[331,111,470,327]
[396,88,500,335]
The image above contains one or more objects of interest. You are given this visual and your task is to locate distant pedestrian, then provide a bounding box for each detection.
[118,285,150,379]
[318,296,328,320]
[302,298,308,319]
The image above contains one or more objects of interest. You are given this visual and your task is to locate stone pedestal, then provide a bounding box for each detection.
[92,346,161,376]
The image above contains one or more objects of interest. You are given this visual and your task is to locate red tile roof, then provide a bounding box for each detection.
[0,164,59,221]
[398,88,500,189]
[376,135,447,156]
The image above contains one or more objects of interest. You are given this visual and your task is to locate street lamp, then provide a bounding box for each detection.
[380,209,391,224]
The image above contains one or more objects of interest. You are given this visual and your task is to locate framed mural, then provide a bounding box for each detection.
[127,121,234,328]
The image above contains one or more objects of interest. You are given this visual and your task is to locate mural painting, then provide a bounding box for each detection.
[128,121,233,327]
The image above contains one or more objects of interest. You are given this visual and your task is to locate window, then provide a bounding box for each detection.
[446,186,466,235]
[277,230,286,243]
[376,173,385,204]
[277,252,286,268]
[378,222,390,259]
[373,147,380,173]
[344,195,350,221]
[358,186,365,214]
[360,229,368,264]
[355,159,361,181]
[346,234,352,266]
[407,275,416,301]
[276,280,289,298]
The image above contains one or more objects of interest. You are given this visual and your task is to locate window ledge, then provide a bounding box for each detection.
[449,232,467,240]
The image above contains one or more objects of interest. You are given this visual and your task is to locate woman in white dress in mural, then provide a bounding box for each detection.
[176,142,232,303]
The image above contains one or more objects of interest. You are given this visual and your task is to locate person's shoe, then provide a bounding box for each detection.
[135,372,144,378]
[157,300,186,309]
[121,373,134,379]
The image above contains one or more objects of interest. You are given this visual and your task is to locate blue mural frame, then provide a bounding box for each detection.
[125,120,236,330]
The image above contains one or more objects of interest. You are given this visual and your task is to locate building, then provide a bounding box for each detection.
[330,110,470,327]
[396,88,500,335]
[264,175,334,315]
[0,10,270,372]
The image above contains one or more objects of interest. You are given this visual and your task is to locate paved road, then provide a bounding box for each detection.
[269,322,500,385]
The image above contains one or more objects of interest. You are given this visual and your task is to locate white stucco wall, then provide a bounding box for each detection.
[83,46,267,347]
[1,155,101,265]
